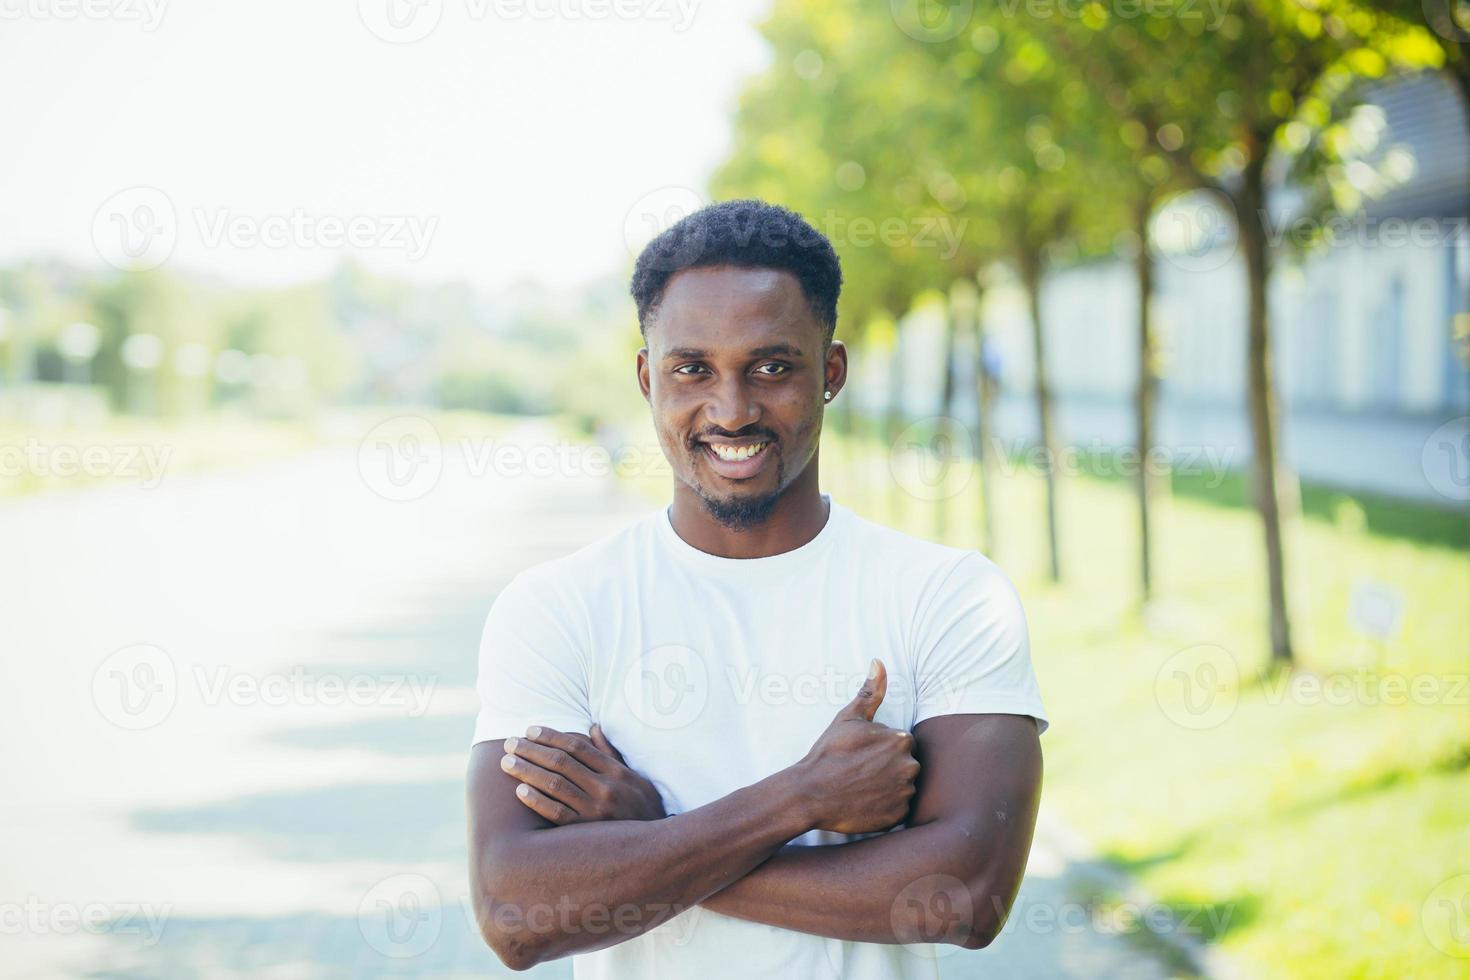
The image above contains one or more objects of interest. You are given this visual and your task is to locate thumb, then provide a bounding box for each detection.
[842,659,888,722]
[591,722,626,764]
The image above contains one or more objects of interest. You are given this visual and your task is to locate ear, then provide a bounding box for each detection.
[823,339,848,402]
[636,347,652,403]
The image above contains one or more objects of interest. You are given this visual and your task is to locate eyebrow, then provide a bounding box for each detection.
[662,344,805,361]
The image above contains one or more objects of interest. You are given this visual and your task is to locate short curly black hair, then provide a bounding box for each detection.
[630,199,843,342]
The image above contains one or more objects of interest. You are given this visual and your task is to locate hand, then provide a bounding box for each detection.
[501,724,668,825]
[793,659,919,835]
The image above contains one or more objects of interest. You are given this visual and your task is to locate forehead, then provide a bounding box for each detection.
[649,265,821,353]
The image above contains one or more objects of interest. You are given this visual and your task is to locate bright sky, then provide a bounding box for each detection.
[0,0,773,291]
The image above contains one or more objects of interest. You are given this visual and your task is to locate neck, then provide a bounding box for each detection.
[669,455,828,559]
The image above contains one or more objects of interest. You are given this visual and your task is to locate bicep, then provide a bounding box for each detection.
[909,713,1043,887]
[468,740,551,867]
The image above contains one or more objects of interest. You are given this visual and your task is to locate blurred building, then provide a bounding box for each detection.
[979,72,1469,504]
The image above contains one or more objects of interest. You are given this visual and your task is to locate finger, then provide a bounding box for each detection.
[501,753,590,811]
[506,736,600,792]
[590,723,626,764]
[513,783,577,825]
[523,726,611,774]
[842,658,888,721]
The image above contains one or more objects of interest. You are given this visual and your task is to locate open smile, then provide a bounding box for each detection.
[698,439,773,480]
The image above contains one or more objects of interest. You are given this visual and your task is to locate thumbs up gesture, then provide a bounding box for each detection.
[793,659,920,835]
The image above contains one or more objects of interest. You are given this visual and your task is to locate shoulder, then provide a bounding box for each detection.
[837,503,1018,604]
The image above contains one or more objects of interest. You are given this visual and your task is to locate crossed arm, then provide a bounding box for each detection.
[467,694,1043,969]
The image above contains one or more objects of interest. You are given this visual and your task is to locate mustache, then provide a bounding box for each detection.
[690,427,777,444]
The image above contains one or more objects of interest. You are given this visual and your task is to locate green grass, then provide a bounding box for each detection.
[622,423,1470,980]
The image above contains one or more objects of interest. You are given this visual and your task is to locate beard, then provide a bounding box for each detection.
[689,445,786,532]
[697,485,783,532]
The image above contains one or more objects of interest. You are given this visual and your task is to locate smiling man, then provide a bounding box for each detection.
[466,200,1049,978]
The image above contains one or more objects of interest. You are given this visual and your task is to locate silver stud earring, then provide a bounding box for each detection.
[823,390,833,401]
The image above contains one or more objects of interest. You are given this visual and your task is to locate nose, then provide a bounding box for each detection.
[704,373,759,434]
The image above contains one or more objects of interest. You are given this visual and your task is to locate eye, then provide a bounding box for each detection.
[673,363,708,376]
[755,362,790,376]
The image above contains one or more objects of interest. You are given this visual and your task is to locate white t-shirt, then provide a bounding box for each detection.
[472,493,1049,980]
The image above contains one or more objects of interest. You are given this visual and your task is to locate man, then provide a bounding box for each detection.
[466,199,1049,978]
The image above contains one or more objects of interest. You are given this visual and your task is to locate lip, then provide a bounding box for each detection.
[697,439,774,481]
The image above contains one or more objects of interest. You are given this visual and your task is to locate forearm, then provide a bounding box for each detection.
[475,765,814,967]
[700,820,1010,948]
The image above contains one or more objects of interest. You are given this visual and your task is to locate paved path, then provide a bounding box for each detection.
[2,420,1199,979]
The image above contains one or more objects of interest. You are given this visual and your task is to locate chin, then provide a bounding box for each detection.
[697,485,782,532]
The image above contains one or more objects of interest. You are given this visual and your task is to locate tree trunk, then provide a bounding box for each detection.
[1020,246,1061,582]
[973,286,997,557]
[1134,195,1159,604]
[1236,158,1294,666]
[935,296,960,541]
[887,321,906,525]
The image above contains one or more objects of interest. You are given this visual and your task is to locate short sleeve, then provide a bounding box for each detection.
[471,571,593,745]
[911,553,1049,735]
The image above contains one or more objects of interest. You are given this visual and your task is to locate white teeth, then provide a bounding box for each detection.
[710,442,766,462]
